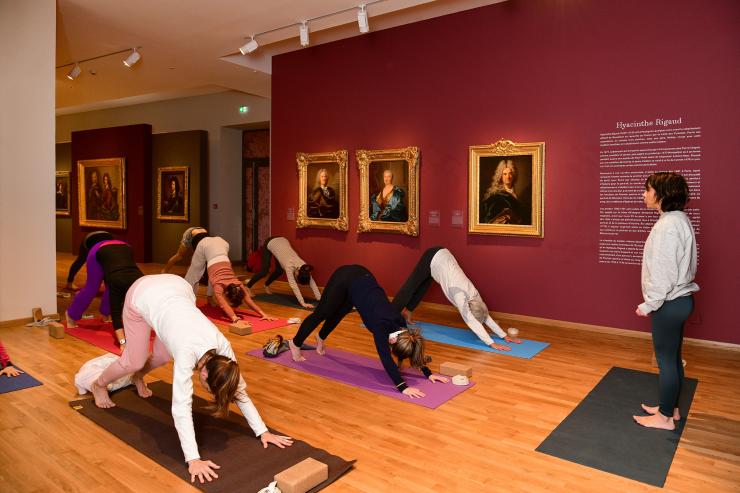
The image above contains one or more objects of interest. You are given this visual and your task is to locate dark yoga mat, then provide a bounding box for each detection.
[536,367,697,487]
[253,292,315,310]
[70,381,354,492]
[0,366,43,394]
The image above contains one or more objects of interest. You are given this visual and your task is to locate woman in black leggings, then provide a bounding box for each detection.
[288,265,448,398]
[633,172,699,430]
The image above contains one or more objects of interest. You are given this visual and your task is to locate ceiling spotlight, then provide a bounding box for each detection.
[239,37,259,55]
[123,48,141,67]
[67,63,81,80]
[299,21,309,47]
[358,5,369,33]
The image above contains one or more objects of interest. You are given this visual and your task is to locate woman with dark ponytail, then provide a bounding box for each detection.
[289,265,448,398]
[89,274,292,484]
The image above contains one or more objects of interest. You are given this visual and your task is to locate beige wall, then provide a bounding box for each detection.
[56,91,271,259]
[0,0,57,320]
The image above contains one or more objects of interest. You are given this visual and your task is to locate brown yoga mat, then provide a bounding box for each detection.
[70,381,354,492]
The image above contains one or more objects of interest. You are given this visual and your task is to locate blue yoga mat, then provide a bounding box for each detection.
[413,321,549,359]
[0,367,43,394]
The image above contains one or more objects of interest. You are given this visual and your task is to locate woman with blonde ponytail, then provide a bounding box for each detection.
[289,265,448,398]
[89,274,293,484]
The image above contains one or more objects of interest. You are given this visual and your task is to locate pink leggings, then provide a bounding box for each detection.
[96,278,171,387]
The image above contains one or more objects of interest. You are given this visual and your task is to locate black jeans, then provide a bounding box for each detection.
[652,295,693,417]
[292,265,368,346]
[245,237,284,287]
[391,247,443,314]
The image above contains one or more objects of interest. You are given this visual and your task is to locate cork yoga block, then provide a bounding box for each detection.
[439,361,472,378]
[274,457,328,493]
[228,323,252,336]
[32,307,43,322]
[48,322,65,339]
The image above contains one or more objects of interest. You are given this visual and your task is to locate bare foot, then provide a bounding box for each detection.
[633,413,675,430]
[315,335,326,356]
[66,282,79,291]
[264,285,273,295]
[133,373,153,398]
[65,311,77,328]
[288,339,306,362]
[641,403,680,421]
[102,315,112,323]
[90,380,115,408]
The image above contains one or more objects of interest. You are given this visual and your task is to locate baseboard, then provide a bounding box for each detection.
[0,313,61,328]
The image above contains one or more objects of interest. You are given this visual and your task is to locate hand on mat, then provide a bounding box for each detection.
[260,314,278,321]
[489,342,511,351]
[504,335,522,344]
[260,431,294,449]
[428,374,449,384]
[403,387,426,398]
[0,365,23,378]
[188,458,220,483]
[635,307,648,317]
[302,302,315,309]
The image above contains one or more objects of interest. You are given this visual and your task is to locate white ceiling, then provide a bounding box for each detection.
[56,0,504,115]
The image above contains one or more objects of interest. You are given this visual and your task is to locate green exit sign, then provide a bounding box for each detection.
[239,106,249,114]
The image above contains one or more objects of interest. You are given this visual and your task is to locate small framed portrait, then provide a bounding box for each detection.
[156,166,190,222]
[357,146,419,236]
[77,157,127,229]
[296,150,348,231]
[468,139,544,237]
[55,171,71,217]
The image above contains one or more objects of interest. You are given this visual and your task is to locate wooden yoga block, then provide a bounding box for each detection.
[274,457,328,493]
[439,361,473,378]
[32,307,43,322]
[228,322,252,336]
[48,321,65,339]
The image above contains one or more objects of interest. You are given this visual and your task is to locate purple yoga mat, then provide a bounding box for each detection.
[246,347,474,409]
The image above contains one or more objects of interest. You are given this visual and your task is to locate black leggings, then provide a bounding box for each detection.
[67,231,113,283]
[246,237,284,288]
[292,265,368,346]
[391,247,443,314]
[652,295,693,417]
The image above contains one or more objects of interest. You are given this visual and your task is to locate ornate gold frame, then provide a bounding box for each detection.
[156,166,190,222]
[357,146,419,236]
[55,171,71,217]
[296,150,348,231]
[468,139,544,237]
[77,157,127,229]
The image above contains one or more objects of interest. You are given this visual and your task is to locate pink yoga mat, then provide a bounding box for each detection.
[247,347,474,409]
[64,318,154,354]
[197,302,291,333]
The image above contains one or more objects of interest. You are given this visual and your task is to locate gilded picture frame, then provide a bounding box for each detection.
[156,166,190,222]
[357,146,419,236]
[468,139,544,237]
[296,150,348,231]
[55,171,71,217]
[77,157,127,229]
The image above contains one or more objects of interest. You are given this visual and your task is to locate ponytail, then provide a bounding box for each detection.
[202,352,241,417]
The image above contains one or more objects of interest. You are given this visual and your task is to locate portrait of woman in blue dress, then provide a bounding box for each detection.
[370,169,407,222]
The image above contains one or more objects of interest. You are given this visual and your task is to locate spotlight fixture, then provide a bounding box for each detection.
[299,21,309,47]
[358,5,369,33]
[239,37,259,55]
[67,63,81,80]
[123,48,141,67]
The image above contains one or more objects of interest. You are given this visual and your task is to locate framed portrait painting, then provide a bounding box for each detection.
[468,139,544,237]
[77,157,127,229]
[296,150,348,231]
[156,166,190,222]
[55,171,71,217]
[357,146,419,236]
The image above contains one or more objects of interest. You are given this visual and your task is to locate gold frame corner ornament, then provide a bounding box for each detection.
[156,166,190,222]
[468,139,544,237]
[357,146,419,236]
[296,150,349,231]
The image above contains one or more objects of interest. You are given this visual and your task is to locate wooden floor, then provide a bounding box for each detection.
[0,254,738,492]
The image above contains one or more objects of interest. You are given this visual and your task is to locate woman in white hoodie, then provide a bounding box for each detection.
[89,274,292,484]
[633,172,699,430]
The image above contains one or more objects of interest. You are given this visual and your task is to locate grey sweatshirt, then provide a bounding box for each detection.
[639,211,699,314]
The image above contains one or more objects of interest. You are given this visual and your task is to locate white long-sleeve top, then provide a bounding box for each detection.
[430,249,507,345]
[267,237,321,305]
[639,211,699,314]
[130,274,268,462]
[184,236,230,296]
